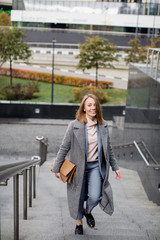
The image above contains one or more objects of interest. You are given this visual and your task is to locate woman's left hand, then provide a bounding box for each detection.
[115,170,122,180]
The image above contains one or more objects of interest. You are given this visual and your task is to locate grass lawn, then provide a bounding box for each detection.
[0,75,127,104]
[104,88,127,105]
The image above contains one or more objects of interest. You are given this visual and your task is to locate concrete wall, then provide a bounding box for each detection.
[113,144,160,205]
[112,121,160,160]
[111,63,160,205]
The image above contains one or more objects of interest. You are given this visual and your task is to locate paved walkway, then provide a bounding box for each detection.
[0,120,160,240]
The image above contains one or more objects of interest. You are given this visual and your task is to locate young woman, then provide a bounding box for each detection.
[51,94,121,235]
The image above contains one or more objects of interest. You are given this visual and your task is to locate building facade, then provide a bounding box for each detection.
[11,0,160,37]
[0,0,12,10]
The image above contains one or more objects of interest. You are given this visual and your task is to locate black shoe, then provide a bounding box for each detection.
[84,212,95,228]
[75,225,83,235]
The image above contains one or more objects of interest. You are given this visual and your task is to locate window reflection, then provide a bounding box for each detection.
[126,64,160,124]
[21,1,160,16]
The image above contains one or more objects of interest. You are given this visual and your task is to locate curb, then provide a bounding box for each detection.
[0,118,70,126]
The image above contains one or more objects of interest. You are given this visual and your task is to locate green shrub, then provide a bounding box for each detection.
[23,82,39,100]
[2,84,23,100]
[72,86,108,104]
[2,82,39,100]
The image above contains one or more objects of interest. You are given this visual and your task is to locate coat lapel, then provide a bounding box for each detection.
[99,122,108,159]
[73,120,108,160]
[73,120,85,154]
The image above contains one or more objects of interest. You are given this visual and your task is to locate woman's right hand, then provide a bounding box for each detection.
[55,172,62,181]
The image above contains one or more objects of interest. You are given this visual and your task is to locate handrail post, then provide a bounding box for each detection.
[36,136,48,166]
[33,166,36,199]
[29,167,32,207]
[40,141,43,164]
[13,174,19,240]
[23,169,27,220]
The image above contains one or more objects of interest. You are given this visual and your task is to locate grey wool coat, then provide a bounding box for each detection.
[52,119,119,220]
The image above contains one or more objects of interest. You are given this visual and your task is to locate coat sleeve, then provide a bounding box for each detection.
[105,124,119,172]
[108,136,119,171]
[52,121,73,173]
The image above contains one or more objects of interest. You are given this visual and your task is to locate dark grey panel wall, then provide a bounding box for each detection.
[0,102,125,120]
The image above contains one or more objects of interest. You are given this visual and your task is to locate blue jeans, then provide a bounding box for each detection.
[77,161,102,220]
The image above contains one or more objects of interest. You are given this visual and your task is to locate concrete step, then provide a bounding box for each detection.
[1,159,160,240]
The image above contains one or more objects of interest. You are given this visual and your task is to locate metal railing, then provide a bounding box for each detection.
[27,42,79,49]
[113,141,160,170]
[0,136,48,240]
[133,141,160,169]
[0,157,40,240]
[113,140,160,205]
[146,48,160,81]
[27,41,130,51]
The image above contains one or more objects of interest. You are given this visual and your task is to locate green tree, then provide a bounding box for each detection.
[124,39,147,65]
[150,37,160,48]
[0,27,32,86]
[76,36,117,87]
[0,12,11,26]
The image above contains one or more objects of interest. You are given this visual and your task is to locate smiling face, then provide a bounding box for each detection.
[84,97,96,120]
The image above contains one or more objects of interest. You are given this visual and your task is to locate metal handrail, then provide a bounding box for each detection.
[0,159,40,182]
[113,142,134,149]
[140,141,158,165]
[0,157,40,240]
[36,136,44,141]
[0,161,29,171]
[133,141,150,166]
[113,141,160,170]
[0,135,48,240]
[133,141,160,169]
[146,164,160,169]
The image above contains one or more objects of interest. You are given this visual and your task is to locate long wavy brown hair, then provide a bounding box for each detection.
[76,94,104,124]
